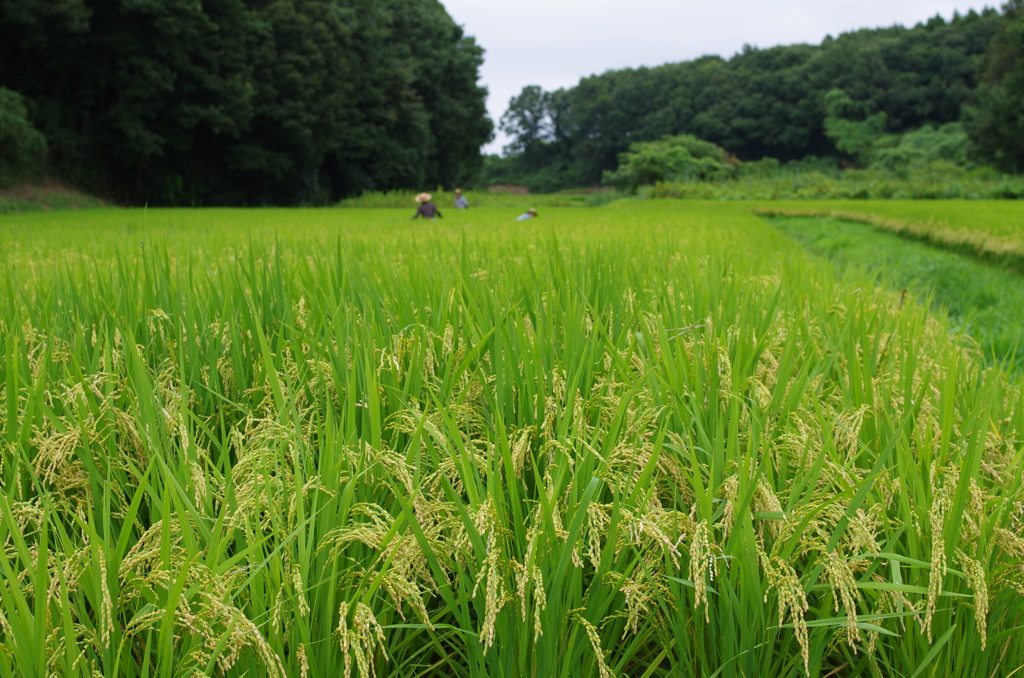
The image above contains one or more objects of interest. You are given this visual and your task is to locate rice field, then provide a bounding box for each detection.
[2,202,1024,678]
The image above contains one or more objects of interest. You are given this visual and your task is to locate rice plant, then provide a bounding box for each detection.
[1,203,1022,677]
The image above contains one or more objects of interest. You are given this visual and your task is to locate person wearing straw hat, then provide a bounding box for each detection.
[517,208,538,221]
[412,193,442,220]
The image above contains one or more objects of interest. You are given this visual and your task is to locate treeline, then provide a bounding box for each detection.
[0,0,492,205]
[488,7,1019,192]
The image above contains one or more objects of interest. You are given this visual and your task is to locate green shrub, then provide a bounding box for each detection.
[600,124,997,200]
[0,88,46,188]
[869,123,972,173]
[603,134,738,192]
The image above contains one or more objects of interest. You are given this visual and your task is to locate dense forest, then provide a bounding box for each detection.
[0,0,492,205]
[488,6,1023,192]
[969,0,1024,173]
[3,2,1023,203]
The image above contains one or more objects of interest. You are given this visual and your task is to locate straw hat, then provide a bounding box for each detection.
[415,193,432,203]
[527,208,538,215]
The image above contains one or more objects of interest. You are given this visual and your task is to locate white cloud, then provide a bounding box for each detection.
[439,0,997,153]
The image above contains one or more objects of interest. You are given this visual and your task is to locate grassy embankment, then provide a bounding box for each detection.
[640,169,1024,202]
[2,203,1024,677]
[750,200,1024,272]
[754,200,1024,370]
[0,181,104,214]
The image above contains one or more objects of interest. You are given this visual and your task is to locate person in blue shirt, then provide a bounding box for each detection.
[517,208,538,221]
[454,189,469,209]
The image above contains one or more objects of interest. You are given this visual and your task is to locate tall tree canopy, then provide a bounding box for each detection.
[0,0,492,205]
[491,10,1002,191]
[967,1,1024,173]
[0,87,46,188]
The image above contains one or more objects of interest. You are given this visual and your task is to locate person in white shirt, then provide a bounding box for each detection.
[454,189,469,209]
[517,208,538,221]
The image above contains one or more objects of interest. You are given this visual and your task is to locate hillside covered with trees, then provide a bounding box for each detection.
[0,0,492,205]
[488,8,1018,192]
[4,2,1024,203]
[968,0,1024,173]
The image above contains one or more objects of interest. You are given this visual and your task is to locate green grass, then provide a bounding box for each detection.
[768,215,1024,369]
[2,203,1024,677]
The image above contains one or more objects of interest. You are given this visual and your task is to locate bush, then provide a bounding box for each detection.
[869,123,972,173]
[603,134,738,192]
[0,88,46,188]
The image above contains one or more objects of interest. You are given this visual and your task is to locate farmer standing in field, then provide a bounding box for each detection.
[412,193,442,220]
[454,189,469,209]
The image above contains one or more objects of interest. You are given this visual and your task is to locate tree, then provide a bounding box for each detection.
[499,85,552,154]
[0,0,492,204]
[492,10,1001,190]
[0,87,46,187]
[378,0,493,191]
[966,1,1024,173]
[823,89,890,162]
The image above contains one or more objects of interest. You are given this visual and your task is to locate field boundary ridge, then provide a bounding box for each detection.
[751,206,1024,274]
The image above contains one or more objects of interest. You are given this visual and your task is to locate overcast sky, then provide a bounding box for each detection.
[439,0,996,153]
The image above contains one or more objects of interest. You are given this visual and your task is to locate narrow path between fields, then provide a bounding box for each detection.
[765,215,1024,370]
